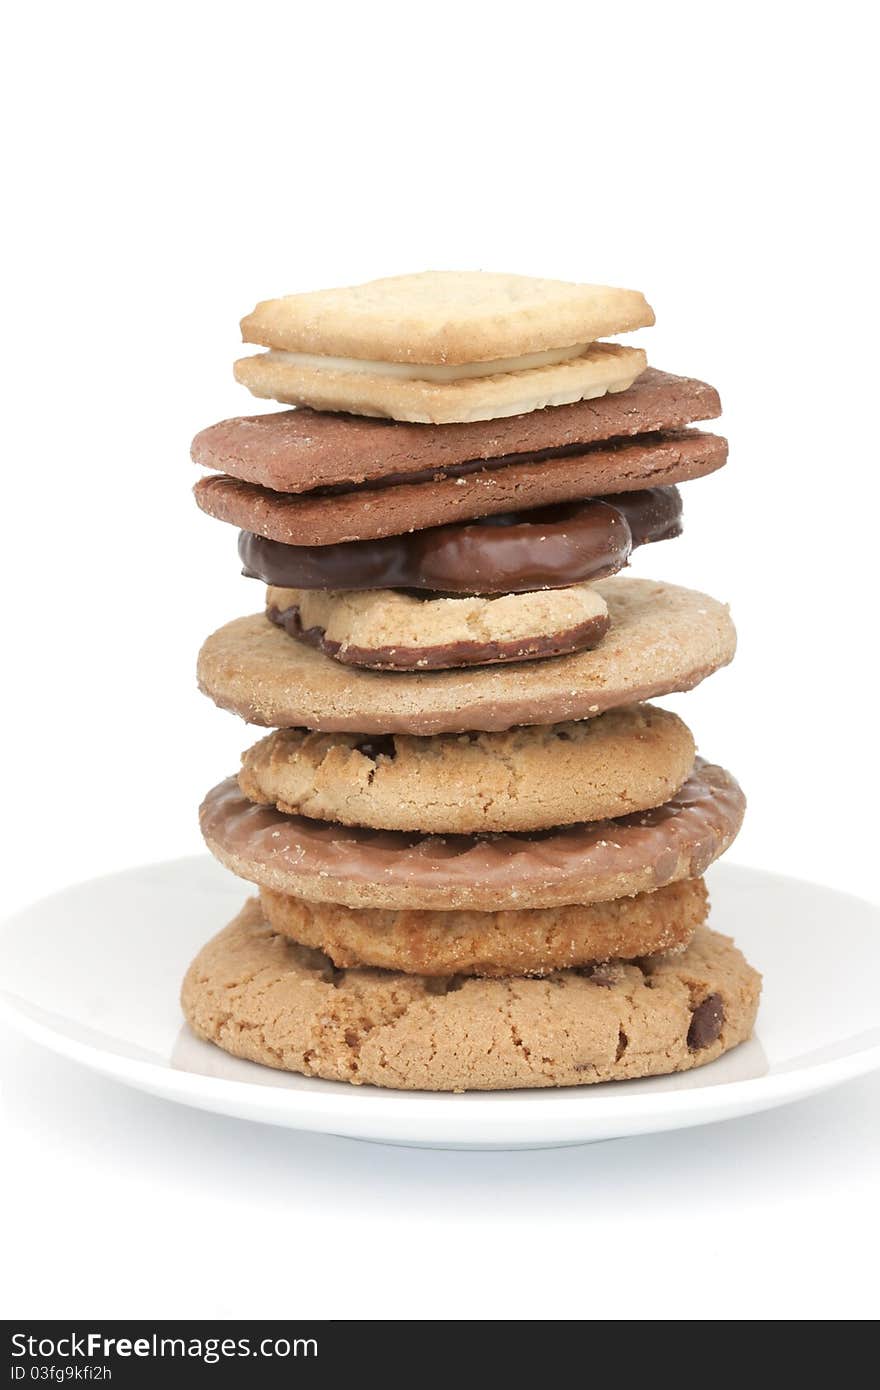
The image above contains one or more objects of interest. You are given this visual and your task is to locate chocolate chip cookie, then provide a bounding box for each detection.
[181,899,761,1091]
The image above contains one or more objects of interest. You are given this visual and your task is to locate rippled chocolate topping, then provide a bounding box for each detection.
[199,758,745,910]
[239,487,682,595]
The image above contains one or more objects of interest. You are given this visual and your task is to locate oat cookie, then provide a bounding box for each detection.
[238,705,696,834]
[265,582,610,671]
[259,877,708,977]
[181,901,761,1091]
[197,576,736,735]
[200,759,745,911]
[239,271,654,362]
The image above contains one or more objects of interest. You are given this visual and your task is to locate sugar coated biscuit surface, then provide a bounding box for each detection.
[259,878,709,977]
[240,270,655,363]
[196,576,736,735]
[181,902,761,1091]
[238,705,696,834]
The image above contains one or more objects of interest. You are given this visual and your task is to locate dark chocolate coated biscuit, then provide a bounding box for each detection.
[239,488,681,595]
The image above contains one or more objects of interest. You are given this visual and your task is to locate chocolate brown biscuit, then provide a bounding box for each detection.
[192,369,720,493]
[259,878,709,976]
[265,583,611,671]
[238,705,696,834]
[181,902,761,1091]
[196,431,723,546]
[197,576,736,735]
[199,759,745,911]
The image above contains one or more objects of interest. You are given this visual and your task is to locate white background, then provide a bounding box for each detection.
[1,0,878,1321]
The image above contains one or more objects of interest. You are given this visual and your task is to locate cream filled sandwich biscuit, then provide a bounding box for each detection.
[235,270,653,422]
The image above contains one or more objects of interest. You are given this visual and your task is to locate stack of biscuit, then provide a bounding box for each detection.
[182,271,761,1092]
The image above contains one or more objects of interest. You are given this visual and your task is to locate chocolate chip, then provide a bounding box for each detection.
[354,735,397,762]
[687,992,724,1050]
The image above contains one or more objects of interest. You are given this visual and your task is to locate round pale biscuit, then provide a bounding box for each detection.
[197,576,736,735]
[238,705,696,834]
[265,582,610,671]
[181,901,761,1092]
[259,878,709,977]
[200,759,745,911]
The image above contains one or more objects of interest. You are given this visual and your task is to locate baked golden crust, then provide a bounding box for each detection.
[259,878,708,977]
[239,271,654,363]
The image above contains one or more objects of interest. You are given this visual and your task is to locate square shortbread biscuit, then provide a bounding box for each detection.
[233,342,647,424]
[240,270,654,364]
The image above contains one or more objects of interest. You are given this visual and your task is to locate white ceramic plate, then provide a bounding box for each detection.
[1,857,879,1149]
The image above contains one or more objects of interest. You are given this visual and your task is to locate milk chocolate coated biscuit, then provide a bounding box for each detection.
[265,583,611,671]
[238,705,696,834]
[192,369,719,493]
[197,576,736,735]
[200,759,745,911]
[196,431,722,547]
[259,878,709,977]
[239,488,681,595]
[181,902,761,1091]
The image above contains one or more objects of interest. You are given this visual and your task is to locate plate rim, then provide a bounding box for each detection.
[2,856,880,1139]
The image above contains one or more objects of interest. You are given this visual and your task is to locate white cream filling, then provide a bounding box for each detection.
[264,342,592,383]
